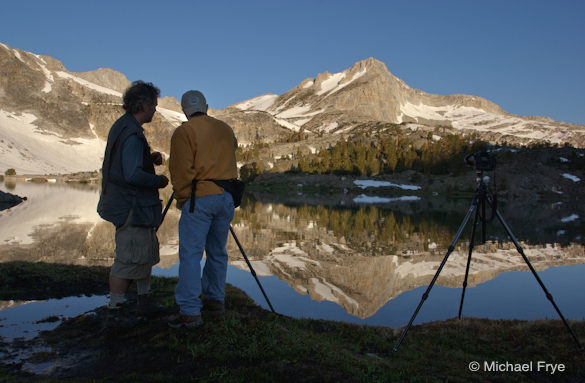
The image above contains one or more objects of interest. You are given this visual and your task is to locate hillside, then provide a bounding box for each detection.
[0,42,183,175]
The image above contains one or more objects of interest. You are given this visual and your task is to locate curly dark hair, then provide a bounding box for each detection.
[123,81,160,114]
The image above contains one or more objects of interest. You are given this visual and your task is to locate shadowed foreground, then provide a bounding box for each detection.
[1,262,584,382]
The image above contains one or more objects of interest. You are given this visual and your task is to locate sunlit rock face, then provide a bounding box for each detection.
[0,42,183,174]
[3,41,585,175]
[224,57,585,151]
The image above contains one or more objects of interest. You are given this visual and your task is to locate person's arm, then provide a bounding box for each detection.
[233,130,238,149]
[121,135,167,188]
[169,127,197,200]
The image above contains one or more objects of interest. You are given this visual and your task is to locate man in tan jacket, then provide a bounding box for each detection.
[168,90,238,328]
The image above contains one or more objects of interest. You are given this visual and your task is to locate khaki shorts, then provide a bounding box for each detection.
[110,211,160,280]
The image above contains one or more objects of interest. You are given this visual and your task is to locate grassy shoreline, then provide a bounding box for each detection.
[1,261,584,382]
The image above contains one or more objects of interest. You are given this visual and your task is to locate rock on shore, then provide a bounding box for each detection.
[0,190,26,211]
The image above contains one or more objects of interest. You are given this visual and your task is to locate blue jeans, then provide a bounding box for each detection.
[175,192,234,316]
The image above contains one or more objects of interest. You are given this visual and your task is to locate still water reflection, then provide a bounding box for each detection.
[1,181,585,338]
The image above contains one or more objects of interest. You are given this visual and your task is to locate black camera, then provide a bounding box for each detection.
[465,151,496,171]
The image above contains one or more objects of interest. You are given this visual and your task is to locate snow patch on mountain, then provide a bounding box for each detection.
[12,50,25,63]
[275,105,323,119]
[399,102,485,123]
[317,72,347,96]
[35,56,54,93]
[321,122,339,133]
[295,118,312,127]
[400,101,585,145]
[316,67,367,97]
[156,107,186,124]
[270,95,297,115]
[0,110,105,174]
[274,118,301,132]
[235,94,278,111]
[451,112,583,144]
[275,105,312,119]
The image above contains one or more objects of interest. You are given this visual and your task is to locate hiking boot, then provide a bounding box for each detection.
[137,294,165,316]
[202,299,225,315]
[167,313,204,329]
[107,299,128,310]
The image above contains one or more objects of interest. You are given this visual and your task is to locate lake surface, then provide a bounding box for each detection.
[1,180,585,340]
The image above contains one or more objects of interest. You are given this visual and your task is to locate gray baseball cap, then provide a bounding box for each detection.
[181,90,207,116]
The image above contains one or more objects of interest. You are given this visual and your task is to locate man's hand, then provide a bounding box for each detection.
[151,151,163,166]
[159,175,169,188]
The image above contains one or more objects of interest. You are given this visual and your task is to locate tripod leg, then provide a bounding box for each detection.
[393,197,479,352]
[157,191,175,232]
[489,199,584,351]
[481,190,487,243]
[229,226,277,313]
[458,202,481,318]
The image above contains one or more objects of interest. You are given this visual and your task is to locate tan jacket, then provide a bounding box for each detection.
[169,115,238,208]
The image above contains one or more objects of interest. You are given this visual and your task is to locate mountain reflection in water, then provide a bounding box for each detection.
[1,181,585,328]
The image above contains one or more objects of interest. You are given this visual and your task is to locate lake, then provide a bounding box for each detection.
[1,180,585,340]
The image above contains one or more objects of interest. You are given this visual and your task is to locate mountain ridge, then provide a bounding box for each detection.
[223,56,584,154]
[1,41,584,175]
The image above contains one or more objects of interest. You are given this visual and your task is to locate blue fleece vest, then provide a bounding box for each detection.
[97,114,162,227]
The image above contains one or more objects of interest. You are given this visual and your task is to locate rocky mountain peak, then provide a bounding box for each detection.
[352,57,389,73]
[75,68,130,94]
[158,96,182,112]
[304,57,390,94]
[223,55,585,152]
[314,70,332,86]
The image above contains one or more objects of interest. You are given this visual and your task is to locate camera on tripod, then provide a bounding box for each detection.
[465,150,496,171]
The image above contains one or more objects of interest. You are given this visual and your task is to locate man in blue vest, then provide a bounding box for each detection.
[97,81,169,315]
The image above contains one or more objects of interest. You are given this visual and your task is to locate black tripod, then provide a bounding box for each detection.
[393,171,583,352]
[159,192,276,313]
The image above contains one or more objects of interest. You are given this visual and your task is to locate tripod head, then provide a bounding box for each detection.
[475,170,491,189]
[465,150,497,199]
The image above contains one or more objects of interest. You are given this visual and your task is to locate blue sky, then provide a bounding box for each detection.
[1,0,584,124]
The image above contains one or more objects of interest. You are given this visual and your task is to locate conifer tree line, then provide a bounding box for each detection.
[235,124,582,181]
[296,133,488,176]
